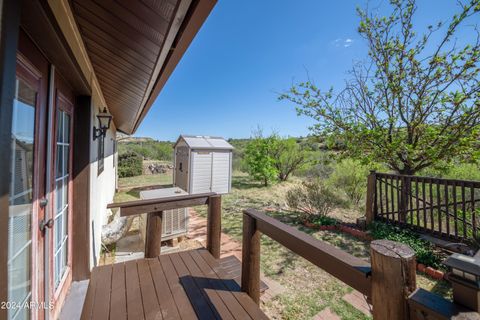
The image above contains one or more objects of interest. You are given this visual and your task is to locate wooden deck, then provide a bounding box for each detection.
[80,249,268,320]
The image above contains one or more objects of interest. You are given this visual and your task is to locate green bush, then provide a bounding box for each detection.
[118,151,143,178]
[309,215,338,226]
[286,179,345,221]
[369,222,443,269]
[328,159,369,207]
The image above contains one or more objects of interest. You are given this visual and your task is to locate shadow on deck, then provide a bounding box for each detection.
[68,248,268,320]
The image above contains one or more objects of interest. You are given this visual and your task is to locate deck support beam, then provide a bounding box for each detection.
[241,213,261,304]
[145,211,163,258]
[207,195,222,259]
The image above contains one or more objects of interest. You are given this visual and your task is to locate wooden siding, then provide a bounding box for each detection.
[71,0,181,133]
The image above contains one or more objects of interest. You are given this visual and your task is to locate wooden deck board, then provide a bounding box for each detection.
[110,263,127,320]
[178,251,234,320]
[81,249,268,320]
[148,258,181,320]
[189,250,252,320]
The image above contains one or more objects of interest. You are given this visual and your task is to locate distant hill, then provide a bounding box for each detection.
[117,136,157,143]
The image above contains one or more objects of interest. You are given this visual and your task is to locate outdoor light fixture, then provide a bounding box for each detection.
[444,252,480,311]
[445,253,480,284]
[93,107,112,140]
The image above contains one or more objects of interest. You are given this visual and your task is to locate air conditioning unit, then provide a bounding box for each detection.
[138,187,189,243]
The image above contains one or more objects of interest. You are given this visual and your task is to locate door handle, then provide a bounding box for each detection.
[39,218,54,233]
[39,198,48,208]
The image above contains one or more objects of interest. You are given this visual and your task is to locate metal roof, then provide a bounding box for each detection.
[175,135,234,150]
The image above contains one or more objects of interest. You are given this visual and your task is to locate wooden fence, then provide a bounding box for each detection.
[366,171,480,241]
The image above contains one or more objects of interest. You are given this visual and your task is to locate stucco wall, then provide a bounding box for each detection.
[88,92,117,268]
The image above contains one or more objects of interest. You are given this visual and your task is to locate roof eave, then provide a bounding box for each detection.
[129,0,217,135]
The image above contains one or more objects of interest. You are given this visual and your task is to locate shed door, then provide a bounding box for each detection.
[211,152,231,194]
[191,151,212,194]
[174,146,189,191]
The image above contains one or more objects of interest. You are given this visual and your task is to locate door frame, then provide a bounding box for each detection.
[15,29,50,320]
[48,73,75,319]
[0,2,21,318]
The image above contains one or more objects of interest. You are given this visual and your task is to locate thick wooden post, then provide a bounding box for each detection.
[366,170,377,225]
[371,240,416,320]
[207,195,222,259]
[241,213,261,304]
[145,211,163,258]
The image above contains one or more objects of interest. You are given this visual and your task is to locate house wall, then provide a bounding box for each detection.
[88,88,117,267]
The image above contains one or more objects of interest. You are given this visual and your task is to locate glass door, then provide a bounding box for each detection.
[48,82,74,319]
[8,51,48,320]
[53,107,71,289]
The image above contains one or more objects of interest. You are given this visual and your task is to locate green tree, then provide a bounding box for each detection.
[118,151,143,177]
[270,136,308,181]
[280,0,480,175]
[244,135,278,186]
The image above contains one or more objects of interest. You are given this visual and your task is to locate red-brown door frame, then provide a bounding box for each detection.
[17,29,49,320]
[48,72,74,320]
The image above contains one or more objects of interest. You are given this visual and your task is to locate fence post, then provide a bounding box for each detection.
[399,175,409,223]
[207,195,222,259]
[371,240,416,320]
[241,212,261,304]
[366,170,377,225]
[145,211,163,258]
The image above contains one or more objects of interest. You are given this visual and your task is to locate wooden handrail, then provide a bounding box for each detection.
[107,192,216,217]
[107,192,221,259]
[241,209,372,301]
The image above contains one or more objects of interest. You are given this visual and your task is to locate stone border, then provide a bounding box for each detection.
[302,221,446,280]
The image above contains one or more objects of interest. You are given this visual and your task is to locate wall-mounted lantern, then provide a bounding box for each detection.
[93,107,113,140]
[444,252,480,312]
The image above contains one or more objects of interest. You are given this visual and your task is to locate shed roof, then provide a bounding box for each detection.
[175,135,234,150]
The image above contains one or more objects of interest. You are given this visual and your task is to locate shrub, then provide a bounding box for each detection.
[118,151,143,177]
[328,159,369,207]
[369,222,443,269]
[309,215,338,226]
[286,180,345,221]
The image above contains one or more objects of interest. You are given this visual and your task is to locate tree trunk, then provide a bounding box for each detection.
[397,167,415,223]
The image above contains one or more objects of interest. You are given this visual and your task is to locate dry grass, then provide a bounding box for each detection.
[195,172,452,319]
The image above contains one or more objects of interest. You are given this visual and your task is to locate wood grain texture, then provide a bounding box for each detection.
[207,195,222,259]
[243,209,372,297]
[371,239,416,320]
[145,211,163,258]
[80,250,267,319]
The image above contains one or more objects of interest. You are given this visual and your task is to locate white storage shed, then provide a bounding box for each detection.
[174,135,234,194]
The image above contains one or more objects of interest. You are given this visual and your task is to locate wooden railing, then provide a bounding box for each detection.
[107,193,222,258]
[366,171,480,241]
[242,209,480,319]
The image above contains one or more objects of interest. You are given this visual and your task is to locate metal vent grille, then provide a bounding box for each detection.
[162,208,188,239]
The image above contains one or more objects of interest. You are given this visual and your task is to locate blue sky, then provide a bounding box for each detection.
[135,0,469,141]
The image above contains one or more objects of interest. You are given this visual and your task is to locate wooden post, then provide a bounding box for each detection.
[207,195,222,259]
[371,239,416,320]
[145,211,163,258]
[241,213,261,304]
[366,170,377,225]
